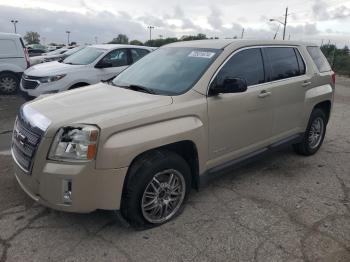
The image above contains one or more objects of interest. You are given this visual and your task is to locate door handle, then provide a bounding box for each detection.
[258,90,271,98]
[302,81,312,87]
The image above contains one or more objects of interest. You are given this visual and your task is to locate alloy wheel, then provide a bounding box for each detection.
[0,76,17,93]
[308,117,324,149]
[141,169,186,224]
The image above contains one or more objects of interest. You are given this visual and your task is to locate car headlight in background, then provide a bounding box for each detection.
[39,74,66,83]
[49,125,99,161]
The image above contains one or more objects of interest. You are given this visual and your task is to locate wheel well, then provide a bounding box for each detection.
[69,82,89,89]
[314,100,331,123]
[0,71,19,78]
[125,141,200,191]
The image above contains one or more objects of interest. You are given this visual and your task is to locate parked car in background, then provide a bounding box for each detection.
[29,47,69,65]
[20,44,154,98]
[0,32,30,94]
[12,40,335,226]
[27,48,47,57]
[30,46,84,65]
[27,44,47,50]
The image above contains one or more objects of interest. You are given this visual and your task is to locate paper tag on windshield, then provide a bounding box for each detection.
[188,51,215,59]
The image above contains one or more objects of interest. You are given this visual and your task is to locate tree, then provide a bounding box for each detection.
[144,37,178,47]
[129,40,143,46]
[181,33,207,41]
[24,31,40,45]
[108,34,129,44]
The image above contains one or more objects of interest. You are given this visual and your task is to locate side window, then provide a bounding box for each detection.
[214,48,265,86]
[264,47,300,81]
[131,49,150,63]
[101,49,129,67]
[294,48,306,75]
[306,46,331,73]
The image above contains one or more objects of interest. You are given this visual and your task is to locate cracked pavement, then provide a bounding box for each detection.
[0,77,350,262]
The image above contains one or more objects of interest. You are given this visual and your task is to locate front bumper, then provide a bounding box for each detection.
[20,79,67,97]
[12,151,128,213]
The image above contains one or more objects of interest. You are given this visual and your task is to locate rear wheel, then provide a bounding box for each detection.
[0,72,19,94]
[293,108,327,156]
[121,150,191,227]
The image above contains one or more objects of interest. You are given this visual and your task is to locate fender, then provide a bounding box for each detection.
[302,84,333,128]
[96,116,206,172]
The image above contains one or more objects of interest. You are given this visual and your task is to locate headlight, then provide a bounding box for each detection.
[39,74,66,83]
[48,125,99,161]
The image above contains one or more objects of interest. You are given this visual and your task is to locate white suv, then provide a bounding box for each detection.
[20,44,154,98]
[0,33,30,94]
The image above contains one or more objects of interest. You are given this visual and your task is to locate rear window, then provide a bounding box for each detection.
[265,47,300,81]
[307,46,331,72]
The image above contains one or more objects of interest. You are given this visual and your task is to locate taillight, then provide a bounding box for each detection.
[331,72,336,86]
[24,48,30,68]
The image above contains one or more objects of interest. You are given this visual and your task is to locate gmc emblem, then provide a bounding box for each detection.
[14,129,27,146]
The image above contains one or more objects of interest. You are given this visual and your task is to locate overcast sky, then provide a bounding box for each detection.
[0,0,349,46]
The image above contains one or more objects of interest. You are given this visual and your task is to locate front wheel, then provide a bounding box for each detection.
[293,108,327,156]
[121,150,191,227]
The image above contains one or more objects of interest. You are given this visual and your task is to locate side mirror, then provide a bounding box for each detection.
[95,61,113,68]
[210,77,248,95]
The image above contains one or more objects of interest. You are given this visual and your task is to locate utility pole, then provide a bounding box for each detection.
[65,31,70,46]
[94,36,98,44]
[269,7,289,40]
[147,26,154,41]
[282,7,288,40]
[10,20,18,33]
[241,28,245,39]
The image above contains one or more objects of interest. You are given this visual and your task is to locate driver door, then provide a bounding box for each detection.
[207,47,274,167]
[95,48,131,81]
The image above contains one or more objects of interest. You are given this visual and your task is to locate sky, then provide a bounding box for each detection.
[0,0,349,46]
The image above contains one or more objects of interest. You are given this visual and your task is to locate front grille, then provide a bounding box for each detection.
[12,114,44,173]
[21,78,39,89]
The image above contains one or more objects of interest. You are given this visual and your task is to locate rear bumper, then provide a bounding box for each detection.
[12,152,128,213]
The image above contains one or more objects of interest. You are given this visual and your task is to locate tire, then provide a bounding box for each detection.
[0,72,19,94]
[293,108,327,156]
[121,150,191,227]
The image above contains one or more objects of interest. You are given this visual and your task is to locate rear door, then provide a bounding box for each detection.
[207,47,274,166]
[262,47,310,141]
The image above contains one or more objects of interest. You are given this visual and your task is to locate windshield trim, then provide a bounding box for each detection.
[112,47,222,96]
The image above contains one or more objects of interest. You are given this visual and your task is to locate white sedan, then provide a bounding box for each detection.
[21,44,154,98]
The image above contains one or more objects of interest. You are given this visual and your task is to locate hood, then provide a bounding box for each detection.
[25,61,84,76]
[26,83,173,136]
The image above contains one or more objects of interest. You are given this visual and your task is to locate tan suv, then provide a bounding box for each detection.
[11,40,335,226]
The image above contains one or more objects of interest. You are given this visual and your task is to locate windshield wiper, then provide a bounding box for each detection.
[118,84,156,94]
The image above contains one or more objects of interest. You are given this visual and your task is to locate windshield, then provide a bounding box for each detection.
[63,47,105,65]
[112,47,220,95]
[64,46,84,56]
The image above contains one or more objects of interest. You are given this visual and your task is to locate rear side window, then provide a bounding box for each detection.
[307,46,331,72]
[264,47,300,81]
[0,39,18,56]
[215,48,265,86]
